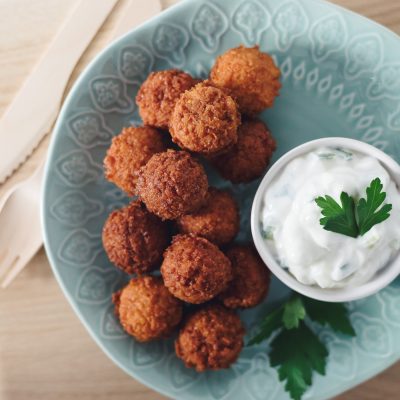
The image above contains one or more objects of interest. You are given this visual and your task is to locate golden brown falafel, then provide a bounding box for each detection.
[136,69,197,129]
[219,245,270,309]
[104,126,166,196]
[175,304,244,371]
[169,83,240,154]
[161,234,232,304]
[210,46,281,115]
[210,119,276,183]
[176,187,239,245]
[136,150,208,220]
[102,200,169,274]
[113,276,182,342]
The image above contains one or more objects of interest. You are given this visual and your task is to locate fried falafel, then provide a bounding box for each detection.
[169,83,240,154]
[175,304,244,371]
[113,276,182,342]
[136,150,208,220]
[104,126,166,196]
[176,187,239,245]
[136,69,197,129]
[210,119,276,183]
[102,200,169,274]
[161,234,232,304]
[210,45,281,115]
[219,245,270,309]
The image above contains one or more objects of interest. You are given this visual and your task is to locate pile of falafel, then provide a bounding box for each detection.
[102,46,281,372]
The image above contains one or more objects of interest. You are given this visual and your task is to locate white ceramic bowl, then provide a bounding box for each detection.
[251,137,400,302]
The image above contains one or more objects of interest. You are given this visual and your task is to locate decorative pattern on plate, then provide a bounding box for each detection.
[76,267,120,304]
[191,2,228,53]
[132,340,166,368]
[319,331,357,381]
[50,191,103,227]
[42,0,400,399]
[68,110,113,148]
[90,75,134,114]
[377,282,400,327]
[100,303,126,340]
[56,150,102,187]
[167,353,201,391]
[118,45,154,84]
[151,23,189,67]
[351,312,392,358]
[195,61,212,79]
[366,63,400,100]
[57,229,102,267]
[206,368,239,400]
[105,186,130,212]
[344,33,383,79]
[309,13,348,63]
[388,105,400,131]
[232,1,270,46]
[276,54,387,151]
[272,1,309,52]
[242,354,280,400]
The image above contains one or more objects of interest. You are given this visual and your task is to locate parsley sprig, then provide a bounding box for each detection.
[315,177,392,238]
[248,295,355,400]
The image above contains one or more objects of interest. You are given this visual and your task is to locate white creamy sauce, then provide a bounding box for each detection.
[261,147,400,288]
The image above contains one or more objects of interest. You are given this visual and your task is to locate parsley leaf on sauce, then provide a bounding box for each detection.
[357,177,392,236]
[315,178,391,238]
[315,192,358,238]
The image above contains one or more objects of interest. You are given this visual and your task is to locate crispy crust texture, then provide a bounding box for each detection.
[136,150,208,220]
[104,126,166,196]
[169,84,240,154]
[210,119,276,183]
[113,276,182,342]
[219,245,271,309]
[136,69,197,129]
[210,45,281,115]
[161,234,232,304]
[176,187,239,245]
[102,200,170,274]
[175,304,244,371]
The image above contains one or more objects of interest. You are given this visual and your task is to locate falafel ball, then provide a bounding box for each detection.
[219,245,270,309]
[102,200,169,274]
[169,83,240,154]
[104,126,166,196]
[136,150,208,220]
[210,46,281,115]
[136,69,197,129]
[210,119,276,183]
[175,304,244,371]
[161,234,232,304]
[176,187,239,245]
[113,276,182,342]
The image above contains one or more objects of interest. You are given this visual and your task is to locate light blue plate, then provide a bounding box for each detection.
[42,0,400,399]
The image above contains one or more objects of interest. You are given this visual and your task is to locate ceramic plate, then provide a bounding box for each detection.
[42,0,400,399]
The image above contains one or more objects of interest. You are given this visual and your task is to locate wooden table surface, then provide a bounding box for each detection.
[0,0,399,399]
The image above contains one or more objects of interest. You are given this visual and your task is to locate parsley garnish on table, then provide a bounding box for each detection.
[248,295,355,400]
[315,177,392,238]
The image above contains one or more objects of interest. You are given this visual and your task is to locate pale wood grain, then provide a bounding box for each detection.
[0,1,399,399]
[0,0,133,198]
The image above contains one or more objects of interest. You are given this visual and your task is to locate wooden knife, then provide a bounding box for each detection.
[0,0,118,183]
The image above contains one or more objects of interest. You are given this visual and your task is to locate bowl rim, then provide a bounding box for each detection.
[251,137,400,302]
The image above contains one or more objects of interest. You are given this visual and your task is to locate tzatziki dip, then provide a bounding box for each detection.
[261,147,400,288]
